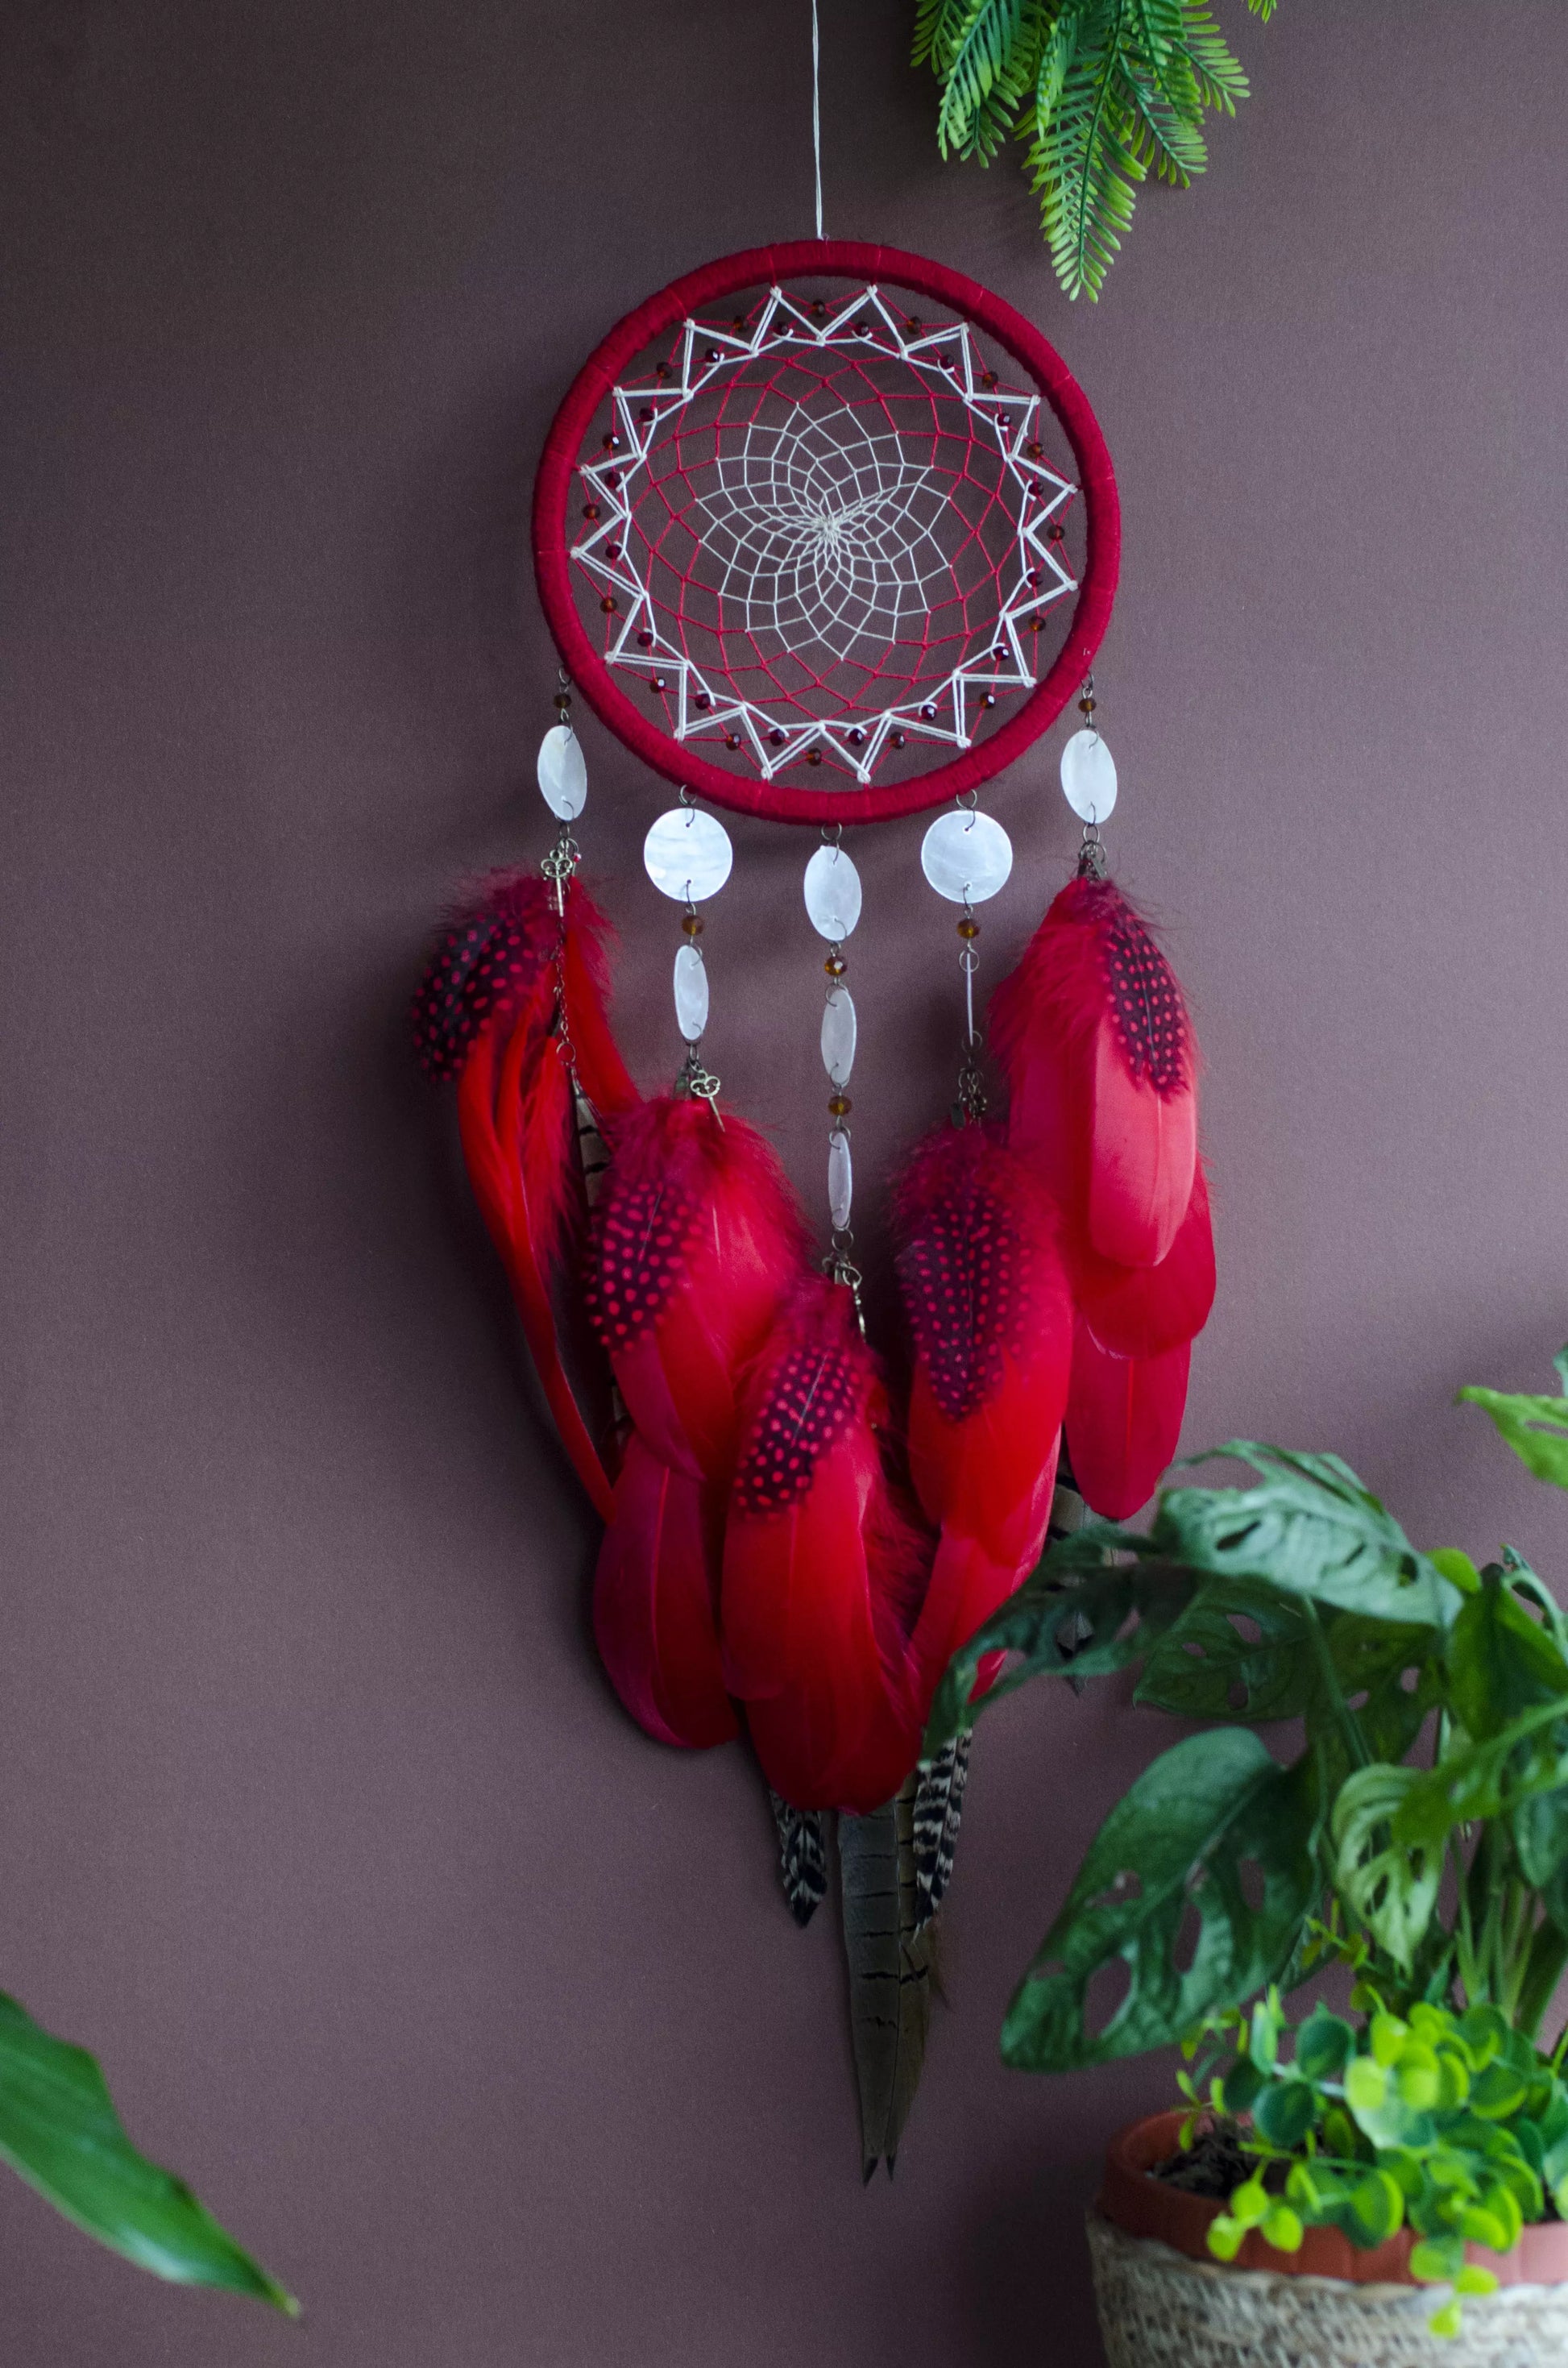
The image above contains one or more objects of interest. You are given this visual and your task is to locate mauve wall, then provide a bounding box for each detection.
[2,2,1566,2361]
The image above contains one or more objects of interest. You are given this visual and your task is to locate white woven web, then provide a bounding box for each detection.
[693,401,949,663]
[570,282,1080,787]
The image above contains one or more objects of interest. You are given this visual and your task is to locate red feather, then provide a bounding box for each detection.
[722,1282,924,1813]
[990,876,1198,1269]
[1064,1323,1191,1520]
[419,872,630,1523]
[894,1124,1074,1707]
[593,1435,736,1749]
[585,1096,811,1486]
[1067,1159,1217,1361]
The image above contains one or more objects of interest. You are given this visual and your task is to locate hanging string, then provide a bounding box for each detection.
[811,0,824,240]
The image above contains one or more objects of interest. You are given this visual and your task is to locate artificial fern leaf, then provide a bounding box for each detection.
[1126,74,1207,186]
[1028,7,1149,302]
[915,0,1276,295]
[935,0,1042,160]
[912,0,975,74]
[1180,1,1249,114]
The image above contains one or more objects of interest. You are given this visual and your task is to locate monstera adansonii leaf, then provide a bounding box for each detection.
[1002,1728,1319,2071]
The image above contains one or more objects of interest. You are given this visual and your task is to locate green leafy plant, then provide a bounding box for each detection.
[926,1352,1568,2324]
[0,1988,292,2310]
[1182,1990,1568,2334]
[912,0,1276,300]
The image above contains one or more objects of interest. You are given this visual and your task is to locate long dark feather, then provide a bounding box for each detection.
[840,1776,935,2181]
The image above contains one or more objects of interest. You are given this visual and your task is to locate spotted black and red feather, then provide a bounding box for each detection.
[583,1181,706,1349]
[411,870,558,1081]
[1089,883,1188,1096]
[733,1340,861,1516]
[895,1144,1043,1422]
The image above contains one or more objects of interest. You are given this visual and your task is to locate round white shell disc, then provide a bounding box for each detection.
[644,807,733,902]
[803,844,862,941]
[1060,729,1118,824]
[920,809,1014,904]
[537,725,587,820]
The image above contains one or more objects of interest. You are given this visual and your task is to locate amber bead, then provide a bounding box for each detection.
[681,912,703,937]
[824,956,846,978]
[828,1095,852,1118]
[599,596,618,614]
[1079,696,1097,718]
[805,749,823,766]
[582,502,601,521]
[957,917,980,940]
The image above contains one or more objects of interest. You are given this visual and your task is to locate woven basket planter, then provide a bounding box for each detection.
[1089,2113,1568,2368]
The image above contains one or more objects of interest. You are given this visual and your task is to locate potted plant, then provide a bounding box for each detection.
[927,1354,1568,2360]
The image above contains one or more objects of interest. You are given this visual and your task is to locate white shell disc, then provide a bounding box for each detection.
[821,987,857,1085]
[537,725,587,820]
[673,943,709,1043]
[828,1129,853,1231]
[1060,729,1118,824]
[803,844,862,941]
[920,809,1014,904]
[644,807,733,902]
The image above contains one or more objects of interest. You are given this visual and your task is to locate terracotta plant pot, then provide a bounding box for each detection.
[1087,2110,1568,2368]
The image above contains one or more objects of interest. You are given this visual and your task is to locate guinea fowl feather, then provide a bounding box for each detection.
[990,877,1198,1269]
[723,1282,925,1813]
[585,1096,811,1485]
[893,1125,1073,1710]
[418,871,628,1523]
[584,1097,809,1755]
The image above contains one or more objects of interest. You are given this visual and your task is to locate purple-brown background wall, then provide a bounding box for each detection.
[2,3,1565,2360]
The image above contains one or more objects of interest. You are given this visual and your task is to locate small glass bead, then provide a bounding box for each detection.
[957,916,980,940]
[828,1095,852,1118]
[681,912,703,937]
[582,503,601,521]
[600,596,618,614]
[824,956,846,978]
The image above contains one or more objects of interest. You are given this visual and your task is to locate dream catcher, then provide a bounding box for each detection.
[413,234,1214,2172]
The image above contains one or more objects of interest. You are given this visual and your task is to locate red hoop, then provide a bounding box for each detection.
[533,241,1119,827]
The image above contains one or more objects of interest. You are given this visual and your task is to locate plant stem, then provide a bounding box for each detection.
[1301,1600,1370,1772]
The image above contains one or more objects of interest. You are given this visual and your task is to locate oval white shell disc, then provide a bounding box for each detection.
[920,809,1014,904]
[803,844,862,941]
[1060,729,1118,824]
[821,987,857,1086]
[673,943,709,1042]
[537,724,587,820]
[644,807,733,902]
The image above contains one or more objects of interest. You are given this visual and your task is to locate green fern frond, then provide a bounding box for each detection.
[1179,1,1249,114]
[1126,73,1207,185]
[912,0,976,74]
[916,0,1276,296]
[935,0,1043,160]
[1027,8,1149,301]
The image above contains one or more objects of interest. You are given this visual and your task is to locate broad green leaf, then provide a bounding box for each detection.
[1001,1730,1318,2070]
[1151,1444,1458,1629]
[1134,1577,1312,1722]
[1445,1568,1568,1742]
[1295,2008,1355,2082]
[1253,2077,1317,2150]
[1395,1697,1568,1853]
[0,1992,293,2309]
[923,1550,1192,1754]
[1458,1385,1568,1488]
[1331,1765,1441,1972]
